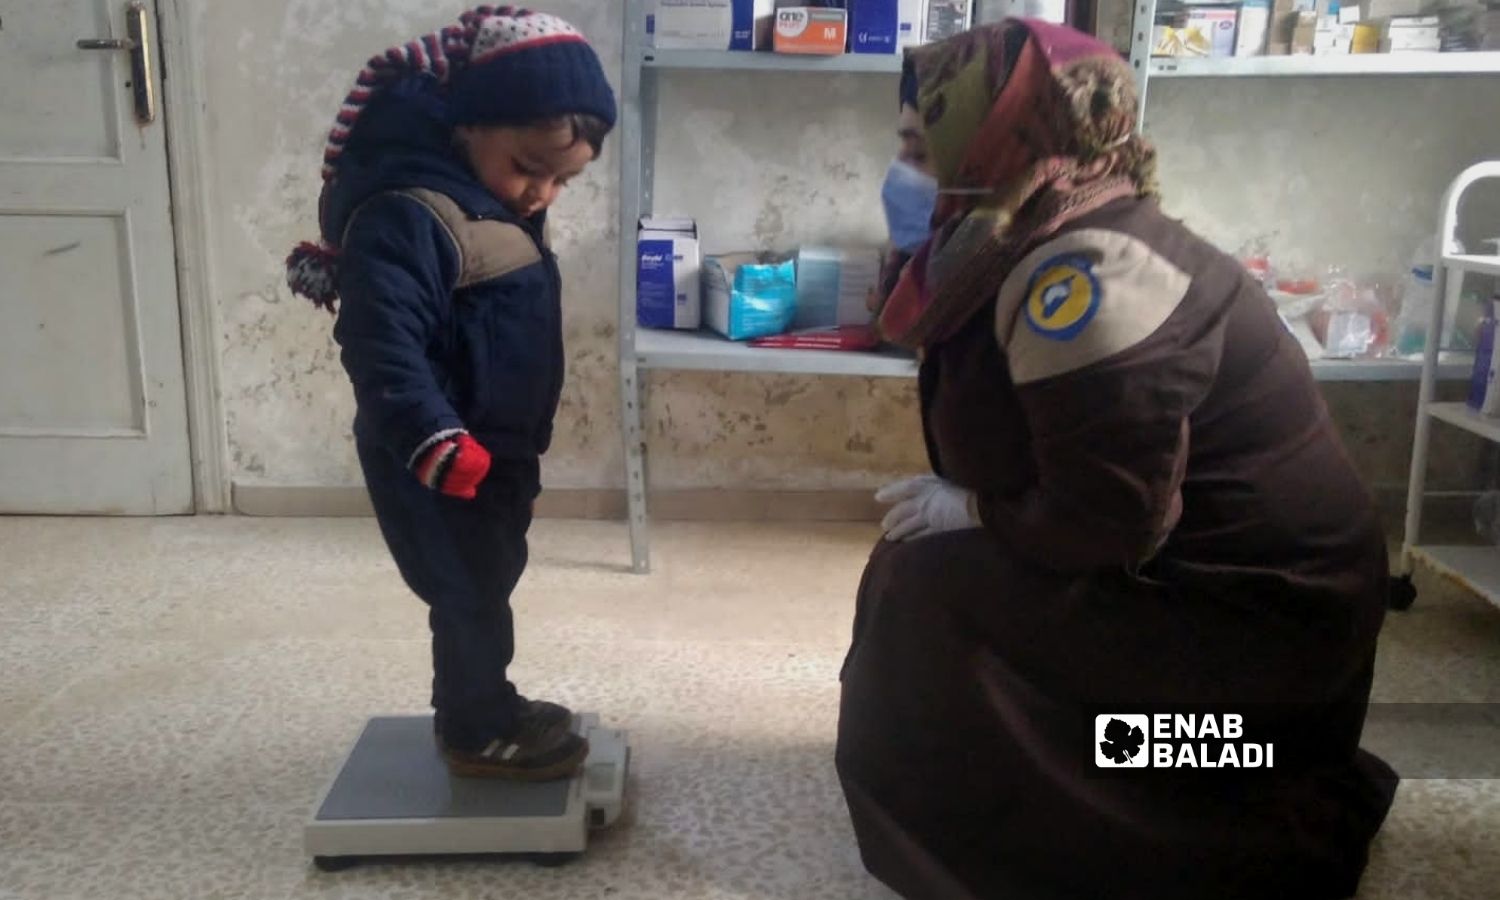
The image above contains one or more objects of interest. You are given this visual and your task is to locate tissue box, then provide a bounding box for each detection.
[703,253,799,340]
[647,0,733,49]
[774,6,849,54]
[731,0,777,49]
[637,218,701,330]
[794,245,881,330]
[1186,5,1241,57]
[648,0,776,49]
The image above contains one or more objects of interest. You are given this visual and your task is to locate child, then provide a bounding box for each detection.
[286,6,617,781]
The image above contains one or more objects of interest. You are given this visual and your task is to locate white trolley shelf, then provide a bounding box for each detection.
[615,0,1486,573]
[1402,161,1500,610]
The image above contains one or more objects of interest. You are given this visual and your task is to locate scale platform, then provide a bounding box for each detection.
[305,713,629,871]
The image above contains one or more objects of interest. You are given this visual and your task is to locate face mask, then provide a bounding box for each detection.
[881,158,938,255]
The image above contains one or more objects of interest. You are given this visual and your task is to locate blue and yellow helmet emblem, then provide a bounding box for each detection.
[1024,254,1101,342]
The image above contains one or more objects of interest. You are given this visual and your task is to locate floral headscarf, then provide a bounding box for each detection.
[877,19,1157,350]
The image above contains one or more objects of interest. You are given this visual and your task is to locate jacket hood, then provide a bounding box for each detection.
[320,75,542,245]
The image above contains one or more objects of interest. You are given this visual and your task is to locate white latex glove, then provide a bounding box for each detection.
[875,475,981,542]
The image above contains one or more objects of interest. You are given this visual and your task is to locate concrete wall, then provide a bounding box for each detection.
[197,0,1499,501]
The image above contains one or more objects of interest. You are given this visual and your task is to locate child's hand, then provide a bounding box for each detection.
[412,432,491,500]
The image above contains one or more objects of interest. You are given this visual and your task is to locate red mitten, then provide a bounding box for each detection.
[412,432,491,500]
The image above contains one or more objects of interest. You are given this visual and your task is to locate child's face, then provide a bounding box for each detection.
[458,122,596,219]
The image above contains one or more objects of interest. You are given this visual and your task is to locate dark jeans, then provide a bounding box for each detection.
[356,438,539,752]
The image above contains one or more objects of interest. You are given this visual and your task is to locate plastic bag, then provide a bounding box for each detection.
[1313,269,1390,359]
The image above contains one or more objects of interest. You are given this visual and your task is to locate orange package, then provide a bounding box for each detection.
[774,6,848,55]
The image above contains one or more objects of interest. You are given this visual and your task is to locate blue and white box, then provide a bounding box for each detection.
[849,0,924,53]
[794,245,881,329]
[637,217,701,330]
[731,0,777,49]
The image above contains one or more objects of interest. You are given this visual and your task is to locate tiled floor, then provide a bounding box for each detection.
[0,516,1497,900]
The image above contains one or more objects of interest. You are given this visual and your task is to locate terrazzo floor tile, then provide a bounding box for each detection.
[0,637,105,737]
[0,640,243,805]
[0,799,301,900]
[0,516,1496,900]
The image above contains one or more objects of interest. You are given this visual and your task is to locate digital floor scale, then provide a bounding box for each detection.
[305,713,630,871]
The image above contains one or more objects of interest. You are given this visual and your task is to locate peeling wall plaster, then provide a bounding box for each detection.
[203,1,1497,496]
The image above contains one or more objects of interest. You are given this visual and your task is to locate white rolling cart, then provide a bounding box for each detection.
[1401,161,1500,609]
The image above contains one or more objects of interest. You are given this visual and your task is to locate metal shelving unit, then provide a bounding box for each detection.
[617,0,1493,573]
[1402,161,1500,610]
[1150,51,1500,79]
[615,0,913,573]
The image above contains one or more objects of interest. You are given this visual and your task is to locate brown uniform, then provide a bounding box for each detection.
[837,197,1397,900]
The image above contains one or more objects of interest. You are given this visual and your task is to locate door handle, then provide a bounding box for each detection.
[74,2,155,124]
[77,38,136,50]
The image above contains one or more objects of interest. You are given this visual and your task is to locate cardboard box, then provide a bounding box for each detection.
[1270,0,1299,46]
[848,0,926,53]
[925,0,973,43]
[975,0,1069,25]
[647,0,733,49]
[1092,0,1138,53]
[703,253,799,340]
[637,218,701,331]
[774,6,849,54]
[794,246,881,330]
[1290,11,1318,53]
[1235,0,1270,54]
[1361,0,1430,19]
[1351,21,1380,51]
[899,0,926,47]
[850,0,901,54]
[731,0,777,50]
[1382,20,1441,50]
[1381,36,1441,51]
[1187,5,1240,57]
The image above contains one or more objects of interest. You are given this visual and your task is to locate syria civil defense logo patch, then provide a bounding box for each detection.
[1024,253,1101,342]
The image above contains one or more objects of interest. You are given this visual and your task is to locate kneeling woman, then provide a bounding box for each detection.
[837,19,1397,900]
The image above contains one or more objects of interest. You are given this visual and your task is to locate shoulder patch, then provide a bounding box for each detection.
[996,229,1191,384]
[382,188,542,289]
[398,188,541,289]
[1022,253,1102,341]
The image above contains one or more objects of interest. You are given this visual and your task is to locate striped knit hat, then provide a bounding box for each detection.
[287,5,616,311]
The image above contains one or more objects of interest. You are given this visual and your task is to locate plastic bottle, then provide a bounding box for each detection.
[1393,236,1467,357]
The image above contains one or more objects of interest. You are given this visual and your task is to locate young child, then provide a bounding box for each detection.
[286,6,616,781]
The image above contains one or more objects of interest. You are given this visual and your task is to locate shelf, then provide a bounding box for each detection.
[1445,254,1500,278]
[1428,402,1500,443]
[633,328,917,377]
[1310,356,1472,382]
[1410,545,1500,611]
[632,329,1469,381]
[641,48,903,74]
[1149,51,1500,78]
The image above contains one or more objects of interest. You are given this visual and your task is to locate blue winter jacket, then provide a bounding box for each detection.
[324,77,564,469]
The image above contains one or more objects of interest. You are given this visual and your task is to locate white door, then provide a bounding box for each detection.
[0,0,192,514]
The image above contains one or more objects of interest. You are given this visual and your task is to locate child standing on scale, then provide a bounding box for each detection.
[286,6,616,781]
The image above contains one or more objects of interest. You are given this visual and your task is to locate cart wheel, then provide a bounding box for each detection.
[1388,574,1417,611]
[529,852,581,868]
[314,856,359,873]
